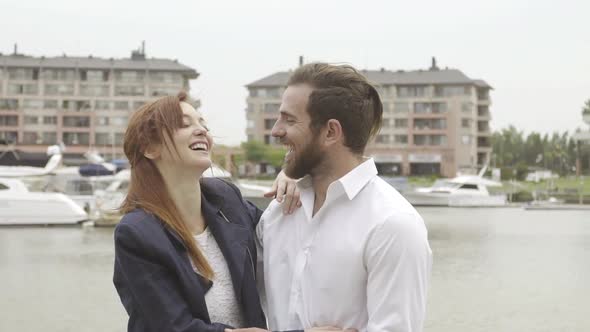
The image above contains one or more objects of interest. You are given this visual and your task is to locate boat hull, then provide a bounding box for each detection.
[0,192,88,225]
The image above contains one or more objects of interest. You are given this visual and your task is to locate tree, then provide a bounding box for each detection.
[241,140,287,169]
[583,99,590,115]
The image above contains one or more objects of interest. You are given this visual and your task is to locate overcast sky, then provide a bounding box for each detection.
[2,0,589,146]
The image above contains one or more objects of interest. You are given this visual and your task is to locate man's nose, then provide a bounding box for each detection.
[271,120,284,137]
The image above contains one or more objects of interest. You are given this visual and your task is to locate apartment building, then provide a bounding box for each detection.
[0,46,198,161]
[245,59,492,177]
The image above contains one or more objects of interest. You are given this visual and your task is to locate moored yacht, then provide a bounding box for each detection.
[403,175,507,207]
[0,178,88,225]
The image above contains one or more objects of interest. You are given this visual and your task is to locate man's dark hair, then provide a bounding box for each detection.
[287,63,383,155]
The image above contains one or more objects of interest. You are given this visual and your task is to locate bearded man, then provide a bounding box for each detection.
[256,63,432,332]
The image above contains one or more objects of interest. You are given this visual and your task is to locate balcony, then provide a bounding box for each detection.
[477,137,492,148]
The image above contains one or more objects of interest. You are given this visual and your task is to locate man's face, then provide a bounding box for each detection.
[271,84,323,179]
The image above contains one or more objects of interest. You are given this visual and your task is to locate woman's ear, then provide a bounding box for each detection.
[143,144,161,160]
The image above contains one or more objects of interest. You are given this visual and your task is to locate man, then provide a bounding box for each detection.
[256,63,432,332]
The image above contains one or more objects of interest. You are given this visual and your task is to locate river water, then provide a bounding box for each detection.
[1,207,588,332]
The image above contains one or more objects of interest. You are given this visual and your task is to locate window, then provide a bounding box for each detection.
[396,86,427,98]
[24,116,39,125]
[115,71,145,83]
[63,116,90,127]
[41,69,76,81]
[95,133,111,145]
[462,102,473,113]
[8,68,35,80]
[246,120,255,129]
[394,135,408,144]
[111,116,128,126]
[414,102,447,114]
[414,135,428,146]
[150,86,180,97]
[23,99,43,109]
[42,132,57,144]
[394,119,408,128]
[459,184,478,190]
[0,99,19,110]
[264,135,271,144]
[45,84,74,95]
[431,135,447,146]
[43,116,57,125]
[263,103,280,113]
[462,119,472,128]
[0,116,18,126]
[80,84,110,96]
[61,100,91,112]
[114,101,129,110]
[377,86,391,98]
[23,132,40,144]
[8,83,38,95]
[264,118,276,130]
[81,70,109,82]
[414,119,447,130]
[149,72,183,85]
[375,134,391,144]
[381,118,393,128]
[382,102,392,113]
[434,85,471,97]
[0,131,18,142]
[95,100,111,110]
[63,132,90,145]
[96,117,109,126]
[461,135,472,144]
[43,100,58,109]
[115,85,145,96]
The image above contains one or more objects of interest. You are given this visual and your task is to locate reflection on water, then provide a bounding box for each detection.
[0,208,588,332]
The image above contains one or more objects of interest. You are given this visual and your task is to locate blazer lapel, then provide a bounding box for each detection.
[201,190,251,303]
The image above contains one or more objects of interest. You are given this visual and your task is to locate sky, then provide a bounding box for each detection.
[1,0,589,146]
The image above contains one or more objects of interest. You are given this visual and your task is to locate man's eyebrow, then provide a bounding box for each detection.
[279,110,296,118]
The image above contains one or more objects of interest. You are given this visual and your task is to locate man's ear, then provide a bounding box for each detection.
[323,119,343,147]
[143,144,161,160]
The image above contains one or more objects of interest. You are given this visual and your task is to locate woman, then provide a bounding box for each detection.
[112,92,297,332]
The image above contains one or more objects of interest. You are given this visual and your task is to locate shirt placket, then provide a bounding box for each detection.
[288,223,317,328]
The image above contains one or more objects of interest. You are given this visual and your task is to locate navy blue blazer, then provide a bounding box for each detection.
[113,178,265,332]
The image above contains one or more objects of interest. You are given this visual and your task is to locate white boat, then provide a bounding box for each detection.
[0,145,63,177]
[403,175,507,207]
[0,178,89,225]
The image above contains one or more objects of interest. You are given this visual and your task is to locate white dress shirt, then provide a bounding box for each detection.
[257,158,432,332]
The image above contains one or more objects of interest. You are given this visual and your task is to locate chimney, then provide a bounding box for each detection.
[142,40,146,54]
[13,43,17,55]
[430,56,439,71]
[298,55,304,67]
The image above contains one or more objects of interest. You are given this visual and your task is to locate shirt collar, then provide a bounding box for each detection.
[295,157,378,200]
[338,158,378,200]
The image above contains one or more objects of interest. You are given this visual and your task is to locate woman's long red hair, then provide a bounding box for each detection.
[120,92,214,280]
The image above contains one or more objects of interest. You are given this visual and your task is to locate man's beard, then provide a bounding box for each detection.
[283,136,323,179]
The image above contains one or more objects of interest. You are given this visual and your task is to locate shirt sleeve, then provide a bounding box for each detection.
[254,213,267,313]
[113,223,231,332]
[364,213,432,332]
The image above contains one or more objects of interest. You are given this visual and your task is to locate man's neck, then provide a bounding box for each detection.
[310,152,364,216]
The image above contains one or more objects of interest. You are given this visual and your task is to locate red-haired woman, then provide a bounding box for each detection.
[112,92,297,332]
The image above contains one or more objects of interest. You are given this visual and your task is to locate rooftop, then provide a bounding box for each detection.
[246,58,490,88]
[0,48,198,78]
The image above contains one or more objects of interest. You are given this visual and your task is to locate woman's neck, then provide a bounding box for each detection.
[160,166,206,234]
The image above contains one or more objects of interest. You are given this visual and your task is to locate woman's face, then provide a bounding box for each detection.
[158,102,213,172]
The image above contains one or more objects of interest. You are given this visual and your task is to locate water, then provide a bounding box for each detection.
[0,208,588,332]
